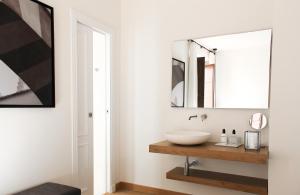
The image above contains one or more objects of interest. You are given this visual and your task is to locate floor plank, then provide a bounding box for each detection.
[105,190,150,195]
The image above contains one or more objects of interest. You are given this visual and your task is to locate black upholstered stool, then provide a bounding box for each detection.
[14,183,81,195]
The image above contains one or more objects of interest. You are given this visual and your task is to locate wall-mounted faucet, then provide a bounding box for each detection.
[188,114,208,121]
[189,115,198,120]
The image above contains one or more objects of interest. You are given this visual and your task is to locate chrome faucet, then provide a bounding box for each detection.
[188,114,207,121]
[189,115,198,120]
[184,156,200,176]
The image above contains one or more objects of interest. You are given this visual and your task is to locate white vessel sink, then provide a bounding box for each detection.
[165,130,211,145]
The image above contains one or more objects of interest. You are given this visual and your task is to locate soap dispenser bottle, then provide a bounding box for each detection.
[228,129,241,145]
[220,129,227,144]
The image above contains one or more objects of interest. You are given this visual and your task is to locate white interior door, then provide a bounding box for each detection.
[76,22,110,195]
[77,23,94,195]
[92,27,111,195]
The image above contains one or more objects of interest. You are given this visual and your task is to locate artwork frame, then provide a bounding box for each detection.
[0,0,55,108]
[171,58,185,107]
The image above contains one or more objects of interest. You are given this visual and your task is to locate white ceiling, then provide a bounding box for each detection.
[195,29,272,52]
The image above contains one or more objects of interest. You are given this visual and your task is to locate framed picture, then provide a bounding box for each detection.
[171,58,185,107]
[0,0,55,107]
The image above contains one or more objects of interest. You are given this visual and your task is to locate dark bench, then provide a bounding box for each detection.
[13,183,81,195]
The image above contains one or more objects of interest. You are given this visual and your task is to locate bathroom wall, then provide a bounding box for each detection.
[269,0,300,194]
[0,0,121,194]
[120,0,272,194]
[215,47,270,109]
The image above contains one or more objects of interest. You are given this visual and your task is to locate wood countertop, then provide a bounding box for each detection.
[149,141,269,164]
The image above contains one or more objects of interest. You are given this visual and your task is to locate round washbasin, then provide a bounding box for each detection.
[165,130,211,145]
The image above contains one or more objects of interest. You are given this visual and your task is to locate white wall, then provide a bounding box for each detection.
[172,41,189,64]
[216,47,270,109]
[120,0,271,194]
[0,0,121,194]
[269,0,300,194]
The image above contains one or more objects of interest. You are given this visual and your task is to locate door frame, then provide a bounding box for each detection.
[70,9,114,193]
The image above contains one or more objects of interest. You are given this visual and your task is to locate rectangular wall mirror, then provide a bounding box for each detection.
[171,29,272,109]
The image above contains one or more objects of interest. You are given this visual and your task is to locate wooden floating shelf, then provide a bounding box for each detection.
[167,167,268,195]
[149,141,269,164]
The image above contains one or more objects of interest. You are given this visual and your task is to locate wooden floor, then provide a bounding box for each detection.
[106,191,150,195]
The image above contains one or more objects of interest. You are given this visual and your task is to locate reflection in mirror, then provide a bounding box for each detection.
[171,29,272,109]
[171,58,185,107]
[249,113,268,130]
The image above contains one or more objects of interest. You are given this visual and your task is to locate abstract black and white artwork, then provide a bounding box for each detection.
[0,0,54,107]
[171,58,185,107]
